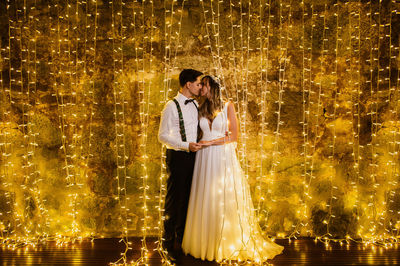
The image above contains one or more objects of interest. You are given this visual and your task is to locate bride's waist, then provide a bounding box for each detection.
[201,133,225,141]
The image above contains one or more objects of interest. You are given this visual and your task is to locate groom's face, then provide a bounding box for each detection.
[187,76,202,97]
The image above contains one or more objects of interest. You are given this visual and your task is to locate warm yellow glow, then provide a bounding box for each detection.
[0,1,400,266]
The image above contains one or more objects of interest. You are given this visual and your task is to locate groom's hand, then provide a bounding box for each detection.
[189,142,202,152]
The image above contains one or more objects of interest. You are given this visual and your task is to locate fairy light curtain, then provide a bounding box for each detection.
[0,0,400,259]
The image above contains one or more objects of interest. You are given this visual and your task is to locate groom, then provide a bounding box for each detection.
[158,69,203,262]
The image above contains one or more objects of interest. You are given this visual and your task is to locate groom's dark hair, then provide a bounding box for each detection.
[179,69,203,87]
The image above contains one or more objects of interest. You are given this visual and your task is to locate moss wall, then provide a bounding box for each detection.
[0,0,400,240]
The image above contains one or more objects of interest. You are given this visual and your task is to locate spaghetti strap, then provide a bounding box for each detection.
[223,101,229,115]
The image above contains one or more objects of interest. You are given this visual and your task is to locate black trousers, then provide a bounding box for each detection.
[163,149,196,249]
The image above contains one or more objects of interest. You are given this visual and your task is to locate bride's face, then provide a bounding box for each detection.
[201,79,211,99]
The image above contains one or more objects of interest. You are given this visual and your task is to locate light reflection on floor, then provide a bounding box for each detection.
[0,238,398,265]
[271,238,399,265]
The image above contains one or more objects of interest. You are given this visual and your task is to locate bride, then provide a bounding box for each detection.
[182,75,284,263]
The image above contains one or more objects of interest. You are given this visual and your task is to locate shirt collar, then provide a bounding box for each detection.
[177,92,198,105]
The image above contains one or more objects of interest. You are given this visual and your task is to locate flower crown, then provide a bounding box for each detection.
[208,75,221,85]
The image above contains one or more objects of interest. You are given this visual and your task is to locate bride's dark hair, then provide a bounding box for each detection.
[198,75,223,121]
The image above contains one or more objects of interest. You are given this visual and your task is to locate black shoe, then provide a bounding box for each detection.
[171,250,182,265]
[162,245,178,263]
[164,251,177,263]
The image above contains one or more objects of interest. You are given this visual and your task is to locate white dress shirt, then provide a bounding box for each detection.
[158,92,199,151]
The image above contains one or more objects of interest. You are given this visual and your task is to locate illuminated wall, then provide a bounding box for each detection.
[0,0,399,244]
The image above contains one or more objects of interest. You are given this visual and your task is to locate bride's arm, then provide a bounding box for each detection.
[201,102,239,146]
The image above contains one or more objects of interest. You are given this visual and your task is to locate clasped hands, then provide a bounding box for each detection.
[189,131,230,152]
[188,141,210,152]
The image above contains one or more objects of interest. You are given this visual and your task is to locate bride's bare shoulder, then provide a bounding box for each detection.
[225,101,235,110]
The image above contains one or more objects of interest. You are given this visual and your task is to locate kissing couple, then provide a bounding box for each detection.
[158,69,283,264]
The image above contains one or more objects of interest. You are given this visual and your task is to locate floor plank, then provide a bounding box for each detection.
[0,238,399,265]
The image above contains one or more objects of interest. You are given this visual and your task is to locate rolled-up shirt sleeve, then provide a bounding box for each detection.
[158,102,190,151]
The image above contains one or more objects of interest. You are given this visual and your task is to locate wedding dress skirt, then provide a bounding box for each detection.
[182,103,283,263]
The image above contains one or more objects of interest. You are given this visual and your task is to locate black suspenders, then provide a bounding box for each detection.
[172,98,199,143]
[173,99,187,142]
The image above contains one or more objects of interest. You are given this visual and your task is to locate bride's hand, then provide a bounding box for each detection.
[199,140,212,147]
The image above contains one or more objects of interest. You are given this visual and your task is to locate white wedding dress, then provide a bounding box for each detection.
[182,103,283,263]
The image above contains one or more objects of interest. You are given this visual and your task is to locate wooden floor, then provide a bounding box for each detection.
[1,237,399,265]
